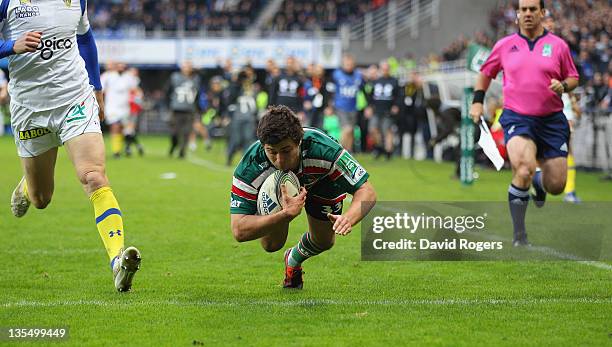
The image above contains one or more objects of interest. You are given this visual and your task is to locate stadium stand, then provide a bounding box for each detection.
[265,0,388,32]
[89,0,266,34]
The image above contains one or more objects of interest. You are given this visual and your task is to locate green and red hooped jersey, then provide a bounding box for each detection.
[230,127,369,215]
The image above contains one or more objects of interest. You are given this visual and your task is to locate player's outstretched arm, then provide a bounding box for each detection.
[10,31,42,55]
[230,186,307,242]
[469,73,493,124]
[327,181,377,236]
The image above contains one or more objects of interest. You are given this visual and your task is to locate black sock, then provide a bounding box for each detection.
[508,184,530,241]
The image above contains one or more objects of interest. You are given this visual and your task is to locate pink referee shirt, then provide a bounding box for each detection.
[480,30,579,116]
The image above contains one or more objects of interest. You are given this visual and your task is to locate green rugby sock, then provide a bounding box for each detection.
[287,232,324,267]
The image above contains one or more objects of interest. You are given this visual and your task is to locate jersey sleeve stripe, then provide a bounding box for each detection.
[80,0,87,16]
[232,176,258,194]
[303,158,332,169]
[231,186,257,201]
[251,167,275,189]
[303,167,329,174]
[329,170,342,181]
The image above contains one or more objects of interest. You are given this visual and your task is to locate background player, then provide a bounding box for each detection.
[469,0,579,245]
[542,12,582,203]
[230,105,377,289]
[365,61,401,160]
[167,60,201,159]
[4,0,141,292]
[101,61,138,158]
[332,54,363,151]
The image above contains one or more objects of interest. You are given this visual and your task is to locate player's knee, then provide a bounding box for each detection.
[80,168,108,191]
[317,239,335,251]
[30,192,52,209]
[545,180,565,195]
[261,240,284,253]
[514,164,535,182]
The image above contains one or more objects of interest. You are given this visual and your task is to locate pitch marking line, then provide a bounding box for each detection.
[2,297,610,308]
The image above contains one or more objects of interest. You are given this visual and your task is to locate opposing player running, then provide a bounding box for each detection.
[230,105,377,289]
[3,0,141,292]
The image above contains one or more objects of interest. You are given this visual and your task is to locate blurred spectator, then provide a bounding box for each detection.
[267,0,387,32]
[89,0,264,35]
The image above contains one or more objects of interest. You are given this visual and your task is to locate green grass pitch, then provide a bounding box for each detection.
[0,135,610,346]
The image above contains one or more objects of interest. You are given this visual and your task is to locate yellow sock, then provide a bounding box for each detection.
[91,187,124,261]
[565,154,576,194]
[111,133,123,155]
[22,177,30,200]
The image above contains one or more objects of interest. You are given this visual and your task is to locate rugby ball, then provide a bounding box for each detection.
[257,170,301,215]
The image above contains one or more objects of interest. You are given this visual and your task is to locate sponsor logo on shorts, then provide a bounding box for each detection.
[37,37,73,60]
[508,125,516,135]
[66,101,86,123]
[15,3,40,18]
[63,0,72,7]
[560,142,568,152]
[19,128,51,140]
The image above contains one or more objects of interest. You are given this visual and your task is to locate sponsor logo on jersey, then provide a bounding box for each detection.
[37,37,73,60]
[336,151,366,182]
[15,3,40,18]
[230,198,242,208]
[542,44,553,57]
[19,128,51,140]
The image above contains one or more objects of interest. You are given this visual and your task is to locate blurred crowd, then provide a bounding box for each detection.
[134,56,437,165]
[265,0,387,32]
[89,0,264,34]
[88,0,387,35]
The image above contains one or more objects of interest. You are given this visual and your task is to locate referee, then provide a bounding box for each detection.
[469,0,579,246]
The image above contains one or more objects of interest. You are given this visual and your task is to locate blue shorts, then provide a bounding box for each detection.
[499,109,570,159]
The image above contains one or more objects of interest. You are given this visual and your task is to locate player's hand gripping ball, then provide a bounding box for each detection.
[257,170,301,215]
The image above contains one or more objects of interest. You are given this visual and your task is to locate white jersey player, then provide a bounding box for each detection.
[100,62,138,157]
[2,0,141,292]
[101,63,138,125]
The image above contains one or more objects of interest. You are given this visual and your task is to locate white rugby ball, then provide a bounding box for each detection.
[257,170,301,215]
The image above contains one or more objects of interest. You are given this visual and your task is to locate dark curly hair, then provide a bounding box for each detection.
[257,105,304,145]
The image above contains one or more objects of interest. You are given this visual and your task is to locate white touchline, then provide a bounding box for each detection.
[2,297,610,308]
[188,155,233,173]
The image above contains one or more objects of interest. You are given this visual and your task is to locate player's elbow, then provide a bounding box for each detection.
[231,226,249,243]
[361,181,377,203]
[231,219,250,243]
